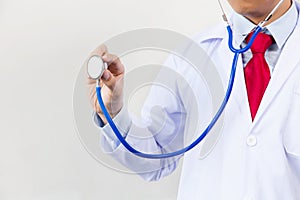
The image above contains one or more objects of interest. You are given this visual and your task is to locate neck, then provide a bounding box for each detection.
[245,0,292,26]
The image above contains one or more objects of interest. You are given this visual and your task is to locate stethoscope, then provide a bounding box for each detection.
[87,0,285,159]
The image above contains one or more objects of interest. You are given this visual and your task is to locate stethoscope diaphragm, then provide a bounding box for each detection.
[87,55,107,80]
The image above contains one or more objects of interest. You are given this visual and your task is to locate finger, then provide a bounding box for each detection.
[102,53,124,76]
[101,70,111,81]
[92,44,108,56]
[101,70,124,93]
[101,70,117,91]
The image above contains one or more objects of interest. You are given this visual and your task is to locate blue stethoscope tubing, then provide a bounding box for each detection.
[96,25,263,159]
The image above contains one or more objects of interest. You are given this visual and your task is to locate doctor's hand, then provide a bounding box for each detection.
[86,44,125,124]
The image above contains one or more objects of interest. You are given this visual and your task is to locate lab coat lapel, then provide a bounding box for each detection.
[198,30,253,158]
[252,22,300,126]
[217,32,251,120]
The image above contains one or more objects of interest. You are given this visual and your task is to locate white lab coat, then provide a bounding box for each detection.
[99,3,300,199]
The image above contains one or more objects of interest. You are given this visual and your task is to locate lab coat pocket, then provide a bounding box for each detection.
[283,87,300,178]
[283,128,300,158]
[283,87,300,157]
[284,136,300,181]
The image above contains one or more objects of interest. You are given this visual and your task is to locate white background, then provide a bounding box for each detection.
[0,0,221,199]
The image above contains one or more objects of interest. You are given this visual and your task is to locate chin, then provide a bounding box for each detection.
[233,5,266,20]
[229,0,263,16]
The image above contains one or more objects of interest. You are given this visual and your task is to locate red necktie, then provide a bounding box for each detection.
[244,32,274,121]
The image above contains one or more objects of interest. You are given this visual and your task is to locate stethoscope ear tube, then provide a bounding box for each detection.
[218,0,285,26]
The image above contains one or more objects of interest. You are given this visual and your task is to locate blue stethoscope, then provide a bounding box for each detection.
[87,0,284,159]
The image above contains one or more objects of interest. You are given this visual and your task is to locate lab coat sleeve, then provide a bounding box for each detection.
[94,55,186,181]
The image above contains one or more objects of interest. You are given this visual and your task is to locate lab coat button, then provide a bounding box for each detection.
[246,135,257,147]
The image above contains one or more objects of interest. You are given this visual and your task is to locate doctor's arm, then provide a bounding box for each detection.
[86,44,186,181]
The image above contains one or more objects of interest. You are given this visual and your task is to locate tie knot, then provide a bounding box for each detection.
[246,32,274,54]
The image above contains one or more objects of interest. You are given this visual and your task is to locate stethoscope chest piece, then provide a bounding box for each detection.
[87,55,107,80]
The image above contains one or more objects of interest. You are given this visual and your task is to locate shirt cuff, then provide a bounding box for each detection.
[93,112,105,128]
[92,106,132,150]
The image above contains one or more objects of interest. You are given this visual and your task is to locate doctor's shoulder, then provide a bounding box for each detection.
[192,22,226,44]
[162,23,226,73]
[190,22,226,53]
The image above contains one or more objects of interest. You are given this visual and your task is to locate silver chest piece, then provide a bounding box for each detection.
[87,55,107,80]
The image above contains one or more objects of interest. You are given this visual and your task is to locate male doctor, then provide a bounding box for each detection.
[86,0,300,199]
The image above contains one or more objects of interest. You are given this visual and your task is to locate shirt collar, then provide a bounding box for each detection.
[230,0,298,49]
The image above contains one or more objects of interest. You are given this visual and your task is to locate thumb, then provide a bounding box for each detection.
[101,70,117,90]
